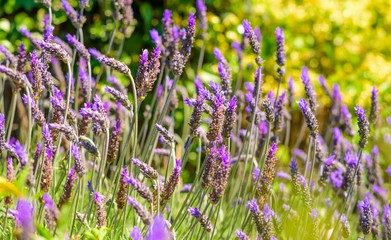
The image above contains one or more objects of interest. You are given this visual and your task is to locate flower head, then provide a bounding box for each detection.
[145,215,172,240]
[355,105,370,148]
[275,27,285,67]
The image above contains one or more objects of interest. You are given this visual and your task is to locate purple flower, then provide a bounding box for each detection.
[162,10,173,50]
[9,199,35,238]
[214,47,232,95]
[387,166,391,177]
[369,86,379,125]
[382,205,391,237]
[329,167,343,189]
[131,158,159,179]
[355,105,370,148]
[236,230,249,240]
[222,96,237,139]
[71,144,86,176]
[232,41,243,58]
[61,0,85,26]
[247,198,260,213]
[89,48,129,74]
[161,159,182,206]
[43,193,60,230]
[358,197,373,235]
[182,13,196,59]
[150,29,162,48]
[298,98,318,138]
[66,34,90,60]
[127,197,152,225]
[9,138,28,168]
[145,215,172,240]
[94,192,107,228]
[0,113,5,151]
[301,67,317,112]
[131,226,143,240]
[196,0,208,35]
[0,45,17,66]
[188,207,201,217]
[275,27,285,67]
[242,20,260,57]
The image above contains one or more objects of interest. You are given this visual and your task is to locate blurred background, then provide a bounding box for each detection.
[1,0,391,110]
[1,0,391,167]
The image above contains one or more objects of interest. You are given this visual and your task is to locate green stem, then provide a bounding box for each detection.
[303,138,313,179]
[308,137,317,188]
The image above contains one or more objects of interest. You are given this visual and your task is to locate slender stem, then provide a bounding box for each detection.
[308,137,317,188]
[93,20,118,94]
[95,128,109,193]
[144,76,179,163]
[64,62,73,123]
[210,201,222,240]
[303,137,313,179]
[227,66,262,239]
[5,91,17,141]
[127,72,138,158]
[87,61,92,102]
[25,87,33,154]
[196,41,206,75]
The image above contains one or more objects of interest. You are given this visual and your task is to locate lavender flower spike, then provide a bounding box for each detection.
[9,199,35,239]
[206,93,226,142]
[236,230,250,240]
[340,214,351,238]
[116,167,129,209]
[196,0,208,37]
[0,65,29,89]
[369,86,379,125]
[358,197,373,235]
[145,215,172,240]
[222,96,237,139]
[61,0,86,27]
[71,144,86,176]
[182,13,196,61]
[94,192,107,228]
[66,34,90,61]
[107,120,122,163]
[89,48,130,74]
[132,158,159,179]
[43,193,60,231]
[275,27,286,67]
[210,145,230,204]
[301,66,317,112]
[298,98,319,139]
[188,207,213,232]
[131,226,143,240]
[0,46,17,67]
[382,205,391,239]
[0,114,5,151]
[155,124,174,144]
[106,86,132,111]
[161,159,182,206]
[355,105,370,148]
[39,41,71,64]
[243,20,261,56]
[126,176,153,202]
[58,168,77,208]
[188,95,205,137]
[127,196,152,225]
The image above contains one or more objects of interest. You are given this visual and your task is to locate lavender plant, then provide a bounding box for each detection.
[0,1,390,239]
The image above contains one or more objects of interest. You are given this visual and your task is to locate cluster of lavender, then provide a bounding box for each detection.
[0,0,390,239]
